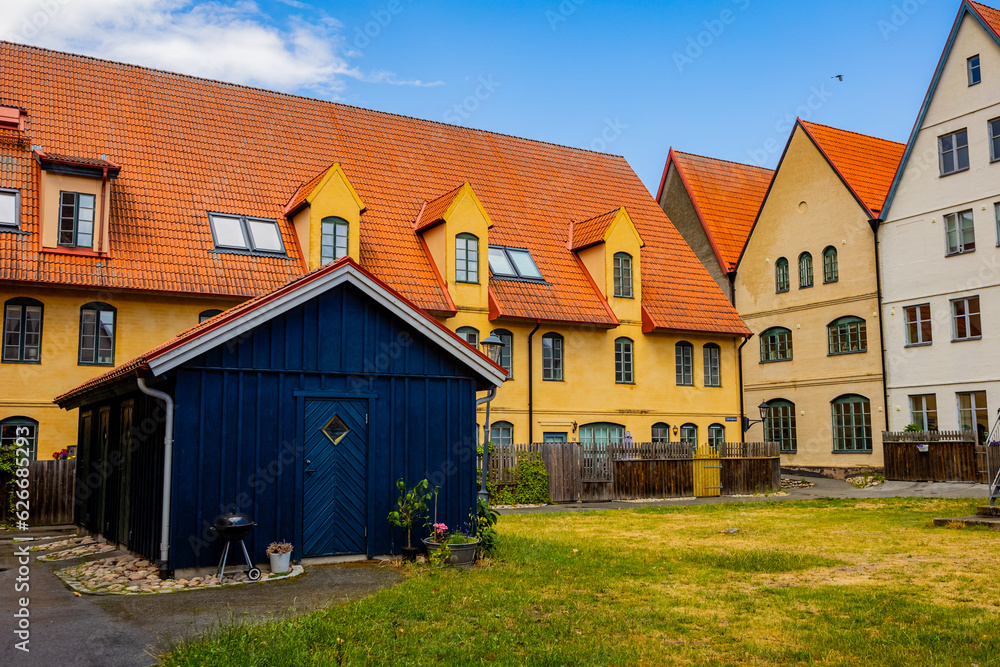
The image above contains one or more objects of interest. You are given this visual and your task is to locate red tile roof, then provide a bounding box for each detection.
[663,150,773,272]
[414,184,464,231]
[569,208,620,251]
[799,120,905,217]
[0,42,747,336]
[970,1,1000,37]
[37,151,121,171]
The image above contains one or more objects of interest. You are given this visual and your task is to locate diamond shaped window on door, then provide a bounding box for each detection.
[321,415,350,445]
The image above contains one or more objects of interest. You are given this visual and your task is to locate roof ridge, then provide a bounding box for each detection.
[799,119,905,148]
[1,40,628,160]
[671,149,774,173]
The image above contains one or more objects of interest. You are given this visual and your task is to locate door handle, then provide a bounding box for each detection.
[306,469,317,474]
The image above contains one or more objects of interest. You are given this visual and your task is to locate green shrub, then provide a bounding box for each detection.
[487,452,551,505]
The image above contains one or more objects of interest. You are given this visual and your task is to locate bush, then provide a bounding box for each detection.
[488,452,551,505]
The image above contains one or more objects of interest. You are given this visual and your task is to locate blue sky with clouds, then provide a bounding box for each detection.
[0,0,964,191]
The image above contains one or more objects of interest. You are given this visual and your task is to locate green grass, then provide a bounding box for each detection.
[162,498,1000,666]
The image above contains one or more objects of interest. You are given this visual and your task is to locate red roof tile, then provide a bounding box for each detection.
[970,1,1000,37]
[570,208,620,251]
[665,150,772,272]
[414,184,464,231]
[0,42,747,336]
[799,120,905,217]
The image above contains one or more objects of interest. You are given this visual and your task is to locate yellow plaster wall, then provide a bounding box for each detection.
[439,186,491,310]
[735,125,885,469]
[602,209,643,324]
[39,171,113,253]
[0,284,240,459]
[302,165,364,269]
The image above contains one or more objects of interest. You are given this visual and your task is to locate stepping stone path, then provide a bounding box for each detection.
[36,541,116,562]
[55,555,302,595]
[28,535,86,552]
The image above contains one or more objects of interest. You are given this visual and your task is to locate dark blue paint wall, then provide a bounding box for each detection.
[146,283,479,570]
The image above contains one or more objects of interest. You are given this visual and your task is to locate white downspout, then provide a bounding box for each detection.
[137,377,174,577]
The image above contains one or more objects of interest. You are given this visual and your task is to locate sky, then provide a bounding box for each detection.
[0,0,965,193]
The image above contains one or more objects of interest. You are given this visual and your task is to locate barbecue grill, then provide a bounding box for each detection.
[211,512,261,582]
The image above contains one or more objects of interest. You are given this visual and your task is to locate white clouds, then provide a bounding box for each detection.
[0,0,440,95]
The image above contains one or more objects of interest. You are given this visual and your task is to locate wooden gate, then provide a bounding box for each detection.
[692,444,721,497]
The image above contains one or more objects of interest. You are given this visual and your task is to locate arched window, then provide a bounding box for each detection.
[823,246,838,283]
[765,399,797,453]
[613,252,633,298]
[542,333,563,381]
[674,341,693,386]
[708,423,726,448]
[652,422,670,443]
[703,343,721,387]
[198,309,223,323]
[79,302,116,366]
[799,252,813,288]
[615,337,634,384]
[775,258,789,293]
[680,423,698,447]
[494,329,513,378]
[1,416,38,461]
[320,217,349,264]
[490,420,513,446]
[760,327,792,362]
[579,422,625,446]
[3,297,43,363]
[456,327,479,347]
[455,233,479,283]
[828,316,867,355]
[831,395,872,452]
[579,422,623,480]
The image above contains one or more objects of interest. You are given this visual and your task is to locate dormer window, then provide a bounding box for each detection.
[488,246,544,281]
[208,213,285,255]
[613,252,633,298]
[455,233,479,283]
[0,188,19,229]
[58,192,96,248]
[320,217,349,264]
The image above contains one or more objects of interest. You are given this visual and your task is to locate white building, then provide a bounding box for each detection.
[879,0,1000,441]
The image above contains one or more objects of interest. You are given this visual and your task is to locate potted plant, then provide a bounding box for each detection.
[422,522,480,566]
[387,478,433,562]
[266,541,293,574]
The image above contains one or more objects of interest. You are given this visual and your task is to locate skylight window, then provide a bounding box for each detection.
[488,246,544,281]
[208,213,286,255]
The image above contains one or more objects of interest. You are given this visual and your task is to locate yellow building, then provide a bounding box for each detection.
[1,43,749,459]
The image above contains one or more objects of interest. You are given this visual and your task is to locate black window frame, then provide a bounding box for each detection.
[487,245,545,282]
[0,187,21,230]
[198,309,224,323]
[675,341,694,386]
[207,212,286,256]
[78,302,116,366]
[542,332,563,381]
[2,297,43,364]
[823,246,838,283]
[615,337,634,384]
[58,190,97,249]
[939,129,970,176]
[320,217,350,264]
[613,252,633,298]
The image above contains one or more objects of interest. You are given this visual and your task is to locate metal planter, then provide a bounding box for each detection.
[422,538,480,566]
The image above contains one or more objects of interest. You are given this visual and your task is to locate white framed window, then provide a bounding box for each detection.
[957,391,988,444]
[651,423,670,443]
[0,188,20,229]
[490,421,513,446]
[951,296,981,341]
[909,394,938,431]
[904,304,932,346]
[990,118,1000,162]
[208,213,286,255]
[79,302,116,366]
[939,129,969,176]
[456,327,479,347]
[320,217,349,264]
[58,191,96,248]
[968,55,981,85]
[945,209,975,255]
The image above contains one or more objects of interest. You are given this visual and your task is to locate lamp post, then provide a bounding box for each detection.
[478,331,505,501]
[742,401,772,434]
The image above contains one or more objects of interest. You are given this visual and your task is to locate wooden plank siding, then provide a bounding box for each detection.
[882,431,983,483]
[0,460,76,526]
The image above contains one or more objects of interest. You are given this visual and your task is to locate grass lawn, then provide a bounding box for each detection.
[162,498,1000,666]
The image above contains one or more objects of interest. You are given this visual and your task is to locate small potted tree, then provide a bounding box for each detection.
[387,478,433,562]
[266,541,293,574]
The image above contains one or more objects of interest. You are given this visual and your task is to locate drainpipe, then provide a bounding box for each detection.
[97,166,108,254]
[526,320,541,443]
[137,377,174,579]
[737,335,752,443]
[869,218,891,433]
[476,387,497,501]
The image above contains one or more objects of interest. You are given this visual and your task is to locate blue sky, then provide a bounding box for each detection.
[1,0,964,192]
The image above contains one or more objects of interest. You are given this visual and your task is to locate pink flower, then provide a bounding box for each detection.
[433,523,448,533]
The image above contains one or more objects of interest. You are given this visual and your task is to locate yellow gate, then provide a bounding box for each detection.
[693,443,721,497]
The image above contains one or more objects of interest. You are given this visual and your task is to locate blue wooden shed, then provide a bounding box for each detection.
[56,259,506,574]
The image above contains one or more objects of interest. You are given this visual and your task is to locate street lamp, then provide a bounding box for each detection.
[478,332,505,501]
[742,400,771,434]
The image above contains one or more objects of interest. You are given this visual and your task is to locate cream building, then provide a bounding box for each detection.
[735,120,903,476]
[879,0,1000,442]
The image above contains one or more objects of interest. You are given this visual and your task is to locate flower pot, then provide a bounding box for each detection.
[916,444,929,453]
[269,551,291,574]
[422,538,480,566]
[401,546,420,562]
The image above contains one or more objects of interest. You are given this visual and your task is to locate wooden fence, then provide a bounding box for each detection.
[1,459,76,526]
[485,441,780,503]
[882,431,992,483]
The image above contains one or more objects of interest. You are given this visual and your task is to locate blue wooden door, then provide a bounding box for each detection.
[302,398,368,557]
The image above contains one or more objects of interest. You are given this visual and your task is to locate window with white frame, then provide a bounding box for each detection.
[456,327,479,347]
[651,422,670,443]
[957,391,988,444]
[968,55,981,85]
[704,343,721,387]
[79,302,116,366]
[990,118,1000,162]
[675,341,693,386]
[945,210,975,255]
[320,217,349,264]
[952,296,981,341]
[939,129,969,175]
[615,337,634,384]
[490,421,513,446]
[0,188,19,229]
[208,213,285,254]
[909,394,938,431]
[455,233,479,283]
[59,191,96,248]
[904,304,932,346]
